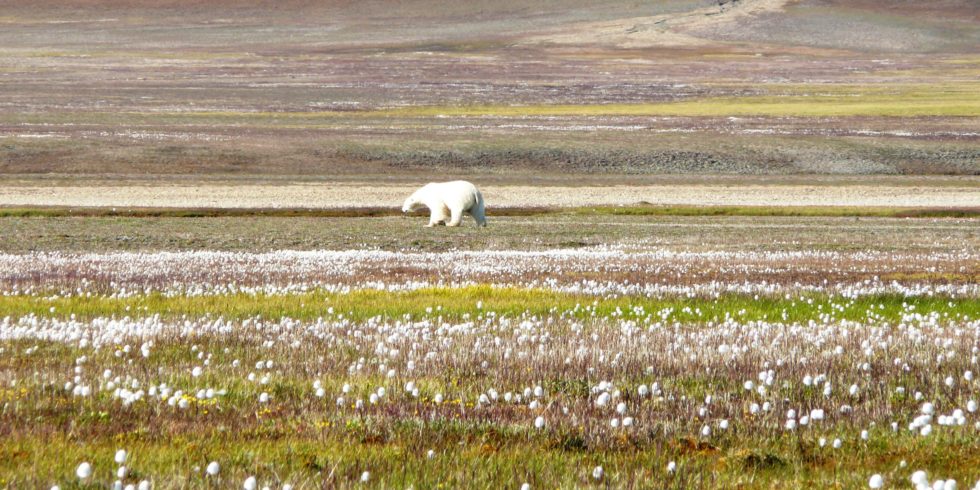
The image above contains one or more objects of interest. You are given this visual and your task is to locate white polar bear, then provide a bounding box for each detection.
[402,180,487,227]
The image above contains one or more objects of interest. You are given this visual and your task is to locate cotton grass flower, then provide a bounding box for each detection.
[206,461,220,476]
[869,474,883,488]
[76,462,92,480]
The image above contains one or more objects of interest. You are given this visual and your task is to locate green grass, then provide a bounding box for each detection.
[375,83,980,118]
[4,411,980,488]
[8,287,978,323]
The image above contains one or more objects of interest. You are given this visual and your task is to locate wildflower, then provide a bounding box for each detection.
[592,466,604,481]
[243,476,257,490]
[360,471,370,483]
[667,461,676,473]
[115,449,127,464]
[534,416,545,429]
[206,461,220,476]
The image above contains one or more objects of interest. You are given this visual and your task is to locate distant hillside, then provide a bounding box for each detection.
[2,0,977,53]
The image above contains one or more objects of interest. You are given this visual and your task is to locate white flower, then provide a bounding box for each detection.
[595,392,610,407]
[592,466,604,480]
[832,438,842,449]
[206,461,220,476]
[117,466,128,478]
[360,471,370,483]
[192,366,203,377]
[243,476,257,490]
[115,449,127,464]
[869,474,883,488]
[666,461,676,473]
[700,425,711,437]
[76,462,92,480]
[534,416,545,429]
[259,392,270,403]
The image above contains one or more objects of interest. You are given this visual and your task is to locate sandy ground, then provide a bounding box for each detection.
[0,182,977,208]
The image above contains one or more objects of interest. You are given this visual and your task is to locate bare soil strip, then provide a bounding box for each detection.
[0,183,976,209]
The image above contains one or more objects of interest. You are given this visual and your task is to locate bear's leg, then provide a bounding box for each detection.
[469,208,487,227]
[447,208,463,227]
[427,205,449,227]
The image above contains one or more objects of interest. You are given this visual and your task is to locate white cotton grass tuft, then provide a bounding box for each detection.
[206,461,220,476]
[243,476,257,490]
[360,471,370,483]
[114,449,127,464]
[592,466,604,480]
[868,474,883,488]
[76,462,93,480]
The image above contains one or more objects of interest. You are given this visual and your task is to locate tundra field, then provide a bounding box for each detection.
[2,0,980,488]
[0,213,978,489]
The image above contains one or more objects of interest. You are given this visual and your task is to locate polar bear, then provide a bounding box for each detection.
[402,180,487,227]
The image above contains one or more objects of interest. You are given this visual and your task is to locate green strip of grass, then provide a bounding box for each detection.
[1,205,976,219]
[3,416,979,488]
[7,287,978,323]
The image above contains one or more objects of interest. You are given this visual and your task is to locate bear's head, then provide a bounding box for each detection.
[401,194,421,213]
